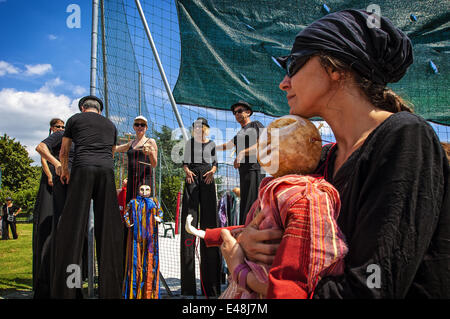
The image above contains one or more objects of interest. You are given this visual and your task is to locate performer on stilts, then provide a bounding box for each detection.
[180,117,221,297]
[51,96,124,299]
[32,118,64,291]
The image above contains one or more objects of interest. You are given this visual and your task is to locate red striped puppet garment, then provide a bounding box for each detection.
[220,175,348,299]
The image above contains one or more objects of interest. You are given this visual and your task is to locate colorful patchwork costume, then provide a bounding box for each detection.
[122,196,163,299]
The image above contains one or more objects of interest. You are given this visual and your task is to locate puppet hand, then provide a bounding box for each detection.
[236,213,282,265]
[220,229,245,274]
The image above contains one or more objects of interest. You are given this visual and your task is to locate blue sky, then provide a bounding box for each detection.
[0,0,447,166]
[0,0,92,162]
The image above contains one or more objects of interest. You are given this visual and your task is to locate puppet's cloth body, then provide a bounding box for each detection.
[220,175,348,299]
[123,196,163,299]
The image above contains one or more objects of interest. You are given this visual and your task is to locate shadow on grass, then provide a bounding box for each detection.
[0,277,33,298]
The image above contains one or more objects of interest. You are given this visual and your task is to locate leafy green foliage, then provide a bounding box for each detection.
[0,134,35,192]
[0,135,40,217]
[152,125,185,222]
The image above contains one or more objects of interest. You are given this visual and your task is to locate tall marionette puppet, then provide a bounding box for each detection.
[122,184,163,299]
[186,115,348,299]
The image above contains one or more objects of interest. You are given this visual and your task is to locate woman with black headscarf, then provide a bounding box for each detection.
[220,9,449,298]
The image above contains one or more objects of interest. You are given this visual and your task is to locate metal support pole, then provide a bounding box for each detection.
[90,0,99,97]
[100,0,109,118]
[158,151,161,200]
[134,0,188,141]
[88,0,100,298]
[87,200,95,298]
[138,71,142,116]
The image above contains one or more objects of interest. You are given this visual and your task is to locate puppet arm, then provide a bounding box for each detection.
[185,214,244,246]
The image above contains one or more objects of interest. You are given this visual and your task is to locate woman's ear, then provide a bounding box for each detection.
[329,68,341,81]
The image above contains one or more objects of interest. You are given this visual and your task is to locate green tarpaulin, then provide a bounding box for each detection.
[173,0,449,125]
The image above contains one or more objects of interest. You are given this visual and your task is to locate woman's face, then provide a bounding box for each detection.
[133,121,147,135]
[193,124,204,138]
[279,56,333,118]
[51,120,65,133]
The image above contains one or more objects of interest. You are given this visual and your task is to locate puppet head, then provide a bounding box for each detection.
[257,115,322,178]
[139,184,152,198]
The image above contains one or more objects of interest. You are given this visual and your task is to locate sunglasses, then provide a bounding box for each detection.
[134,123,147,127]
[233,108,248,115]
[53,125,65,129]
[285,55,312,78]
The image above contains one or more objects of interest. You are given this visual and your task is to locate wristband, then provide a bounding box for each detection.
[238,266,250,290]
[232,263,251,290]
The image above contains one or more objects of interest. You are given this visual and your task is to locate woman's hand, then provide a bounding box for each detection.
[47,175,54,187]
[142,144,155,156]
[184,167,196,184]
[220,229,245,275]
[234,212,283,265]
[203,167,216,184]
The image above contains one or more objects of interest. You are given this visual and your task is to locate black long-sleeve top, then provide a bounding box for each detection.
[313,112,449,298]
[183,138,218,172]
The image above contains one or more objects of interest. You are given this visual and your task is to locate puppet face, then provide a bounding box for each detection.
[257,115,322,177]
[139,185,151,197]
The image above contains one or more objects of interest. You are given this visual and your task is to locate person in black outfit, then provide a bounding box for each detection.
[50,95,124,299]
[217,102,265,225]
[180,117,221,297]
[220,10,449,298]
[32,118,64,288]
[34,123,85,298]
[2,197,21,240]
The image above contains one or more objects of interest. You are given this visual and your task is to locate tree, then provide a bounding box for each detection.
[0,134,40,216]
[0,134,35,192]
[152,125,185,221]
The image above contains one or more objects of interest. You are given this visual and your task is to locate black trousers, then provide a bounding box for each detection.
[32,171,53,288]
[238,166,265,225]
[180,167,221,297]
[51,166,124,299]
[34,176,88,299]
[2,219,18,239]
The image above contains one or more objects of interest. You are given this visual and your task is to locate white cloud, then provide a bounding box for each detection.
[0,87,79,164]
[24,63,52,76]
[48,34,58,40]
[72,85,87,96]
[0,61,20,76]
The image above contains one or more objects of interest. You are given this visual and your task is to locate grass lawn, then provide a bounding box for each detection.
[0,223,33,297]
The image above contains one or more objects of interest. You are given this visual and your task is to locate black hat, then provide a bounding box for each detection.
[78,95,104,112]
[5,197,12,201]
[231,101,253,116]
[192,117,210,128]
[276,9,413,85]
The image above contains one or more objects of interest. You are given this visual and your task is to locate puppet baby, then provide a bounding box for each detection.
[123,184,163,299]
[186,115,348,299]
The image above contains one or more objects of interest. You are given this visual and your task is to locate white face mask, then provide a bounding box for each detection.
[139,185,151,197]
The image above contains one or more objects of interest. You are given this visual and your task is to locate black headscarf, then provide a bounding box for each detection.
[277,9,413,85]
